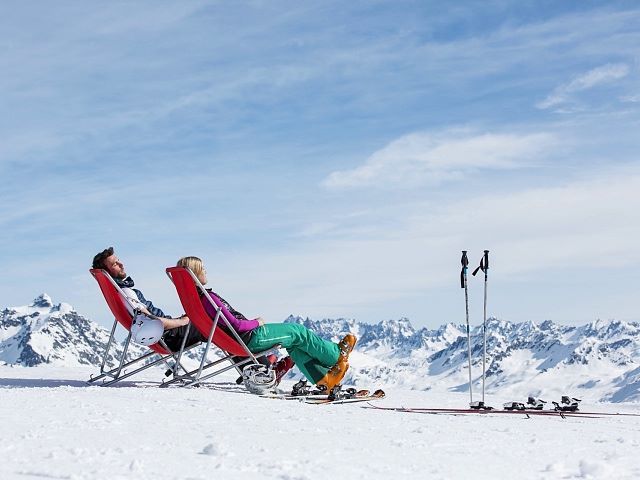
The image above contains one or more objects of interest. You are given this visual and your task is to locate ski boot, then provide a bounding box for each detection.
[273,356,295,385]
[316,359,349,392]
[315,334,357,391]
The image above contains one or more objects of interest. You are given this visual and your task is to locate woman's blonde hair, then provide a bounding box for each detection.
[177,256,204,277]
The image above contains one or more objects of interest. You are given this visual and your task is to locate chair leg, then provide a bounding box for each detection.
[90,341,202,387]
[89,318,119,382]
[89,349,158,384]
[160,345,281,389]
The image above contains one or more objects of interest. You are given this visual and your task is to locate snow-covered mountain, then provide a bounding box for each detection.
[2,295,639,402]
[0,294,145,367]
[285,315,640,403]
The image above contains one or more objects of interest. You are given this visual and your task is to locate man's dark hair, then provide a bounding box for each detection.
[92,247,114,269]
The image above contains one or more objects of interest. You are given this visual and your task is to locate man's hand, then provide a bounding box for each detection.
[255,317,266,326]
[157,315,189,330]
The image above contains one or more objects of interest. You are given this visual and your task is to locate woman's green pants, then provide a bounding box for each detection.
[247,323,340,384]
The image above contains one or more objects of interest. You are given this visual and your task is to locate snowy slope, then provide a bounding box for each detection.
[0,365,639,480]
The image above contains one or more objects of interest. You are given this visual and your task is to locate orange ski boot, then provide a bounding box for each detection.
[316,334,357,392]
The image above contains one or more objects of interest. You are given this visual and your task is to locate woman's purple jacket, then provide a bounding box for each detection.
[200,289,260,333]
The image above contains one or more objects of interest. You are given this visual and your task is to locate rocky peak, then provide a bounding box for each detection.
[31,293,53,308]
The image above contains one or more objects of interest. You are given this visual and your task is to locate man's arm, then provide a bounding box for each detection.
[149,314,189,329]
[133,289,166,317]
[133,288,189,330]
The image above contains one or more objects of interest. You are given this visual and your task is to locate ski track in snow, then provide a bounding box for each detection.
[1,366,639,480]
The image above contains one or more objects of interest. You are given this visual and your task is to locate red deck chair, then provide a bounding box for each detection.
[163,266,280,388]
[88,268,198,386]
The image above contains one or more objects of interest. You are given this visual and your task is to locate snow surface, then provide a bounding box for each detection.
[1,365,639,480]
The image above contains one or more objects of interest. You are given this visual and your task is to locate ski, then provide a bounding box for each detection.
[543,410,640,418]
[306,389,386,405]
[259,379,386,405]
[256,378,324,400]
[506,396,640,416]
[363,404,604,418]
[261,390,385,404]
[260,392,329,401]
[261,394,340,402]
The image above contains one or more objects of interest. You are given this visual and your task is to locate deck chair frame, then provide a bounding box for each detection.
[162,266,280,388]
[88,268,198,386]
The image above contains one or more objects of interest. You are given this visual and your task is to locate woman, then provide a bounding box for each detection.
[176,256,356,392]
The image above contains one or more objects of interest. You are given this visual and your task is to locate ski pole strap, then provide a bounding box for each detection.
[460,251,468,288]
[472,250,489,276]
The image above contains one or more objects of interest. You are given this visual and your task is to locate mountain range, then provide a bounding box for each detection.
[0,294,146,367]
[2,294,639,402]
[283,314,640,402]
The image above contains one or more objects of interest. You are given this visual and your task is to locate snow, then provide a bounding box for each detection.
[0,325,21,342]
[1,365,639,480]
[0,337,22,364]
[56,303,74,315]
[29,332,56,358]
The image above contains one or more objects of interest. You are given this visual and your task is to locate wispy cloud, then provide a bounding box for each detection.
[322,129,557,189]
[227,164,640,322]
[620,94,640,103]
[537,63,630,110]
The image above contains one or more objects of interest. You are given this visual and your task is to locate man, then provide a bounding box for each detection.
[92,247,202,352]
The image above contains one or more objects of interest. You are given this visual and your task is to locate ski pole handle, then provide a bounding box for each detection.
[460,251,468,288]
[472,250,490,277]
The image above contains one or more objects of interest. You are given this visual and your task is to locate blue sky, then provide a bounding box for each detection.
[1,1,639,329]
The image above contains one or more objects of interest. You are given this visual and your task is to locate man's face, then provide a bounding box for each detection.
[103,254,127,279]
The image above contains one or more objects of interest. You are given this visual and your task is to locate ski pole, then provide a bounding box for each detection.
[460,251,473,405]
[472,250,489,405]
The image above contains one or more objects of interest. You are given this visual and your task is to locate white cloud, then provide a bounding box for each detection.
[620,94,640,103]
[538,63,630,110]
[322,129,557,189]
[223,165,640,322]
